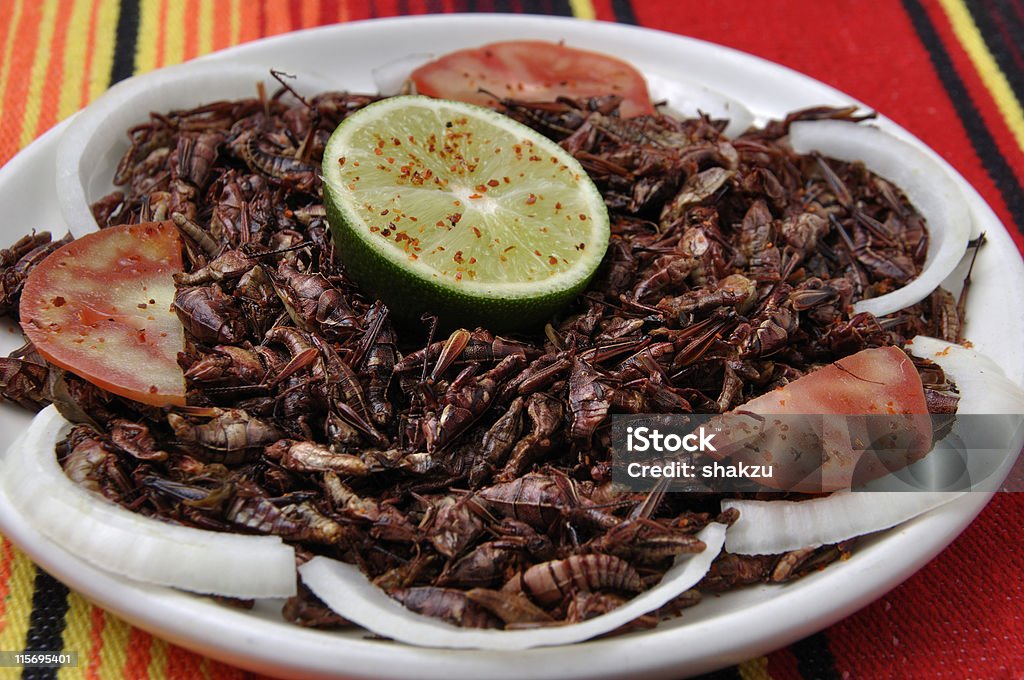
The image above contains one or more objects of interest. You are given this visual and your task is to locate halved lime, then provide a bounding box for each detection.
[322,95,609,329]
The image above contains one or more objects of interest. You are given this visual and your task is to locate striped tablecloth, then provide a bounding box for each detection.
[1,1,1022,678]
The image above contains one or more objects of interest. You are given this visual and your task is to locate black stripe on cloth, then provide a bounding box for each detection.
[462,0,501,12]
[967,0,1024,109]
[791,631,841,680]
[610,0,638,25]
[902,0,1024,235]
[692,665,744,680]
[517,0,572,15]
[20,569,71,680]
[109,0,140,84]
[545,0,574,17]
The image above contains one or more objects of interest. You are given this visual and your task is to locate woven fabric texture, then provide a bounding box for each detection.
[0,1,1022,678]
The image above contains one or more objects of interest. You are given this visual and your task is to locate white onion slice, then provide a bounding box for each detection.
[723,338,1024,555]
[646,73,754,138]
[788,120,972,317]
[1,406,297,598]
[902,337,1024,494]
[907,336,1024,414]
[722,492,964,555]
[300,523,725,650]
[57,61,331,237]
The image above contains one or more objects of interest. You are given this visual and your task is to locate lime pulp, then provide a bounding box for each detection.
[321,95,610,329]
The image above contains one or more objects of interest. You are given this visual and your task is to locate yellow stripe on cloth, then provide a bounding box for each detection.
[569,0,596,20]
[18,0,60,148]
[0,0,25,125]
[136,0,163,74]
[198,0,215,57]
[738,656,772,680]
[938,0,1024,154]
[149,635,170,680]
[88,0,119,102]
[97,609,133,680]
[230,0,242,47]
[58,0,96,121]
[58,591,97,680]
[0,548,38,652]
[164,0,186,67]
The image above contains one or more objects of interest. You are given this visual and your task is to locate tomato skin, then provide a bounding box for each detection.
[19,221,186,407]
[410,41,655,118]
[710,346,932,492]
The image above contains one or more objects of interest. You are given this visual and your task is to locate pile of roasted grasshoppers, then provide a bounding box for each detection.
[0,78,968,632]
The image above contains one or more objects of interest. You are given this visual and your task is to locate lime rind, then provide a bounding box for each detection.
[322,96,609,326]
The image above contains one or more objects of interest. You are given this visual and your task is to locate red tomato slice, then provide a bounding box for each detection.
[712,346,932,492]
[409,40,655,118]
[742,346,928,416]
[20,221,186,407]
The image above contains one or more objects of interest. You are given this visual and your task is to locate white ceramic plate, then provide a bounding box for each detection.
[0,14,1021,680]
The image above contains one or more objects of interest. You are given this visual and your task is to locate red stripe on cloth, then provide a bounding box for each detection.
[264,0,294,36]
[84,606,105,680]
[589,0,621,22]
[253,0,267,41]
[121,627,151,680]
[406,0,432,15]
[0,1,14,46]
[0,0,43,163]
[77,0,102,109]
[212,0,232,51]
[183,0,200,60]
[921,0,1024,251]
[338,0,371,22]
[234,0,259,45]
[830,494,1024,677]
[765,646,803,680]
[166,643,203,678]
[319,0,338,24]
[373,0,402,18]
[306,0,322,28]
[154,0,168,69]
[204,657,252,679]
[288,0,304,31]
[0,538,14,632]
[35,0,75,136]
